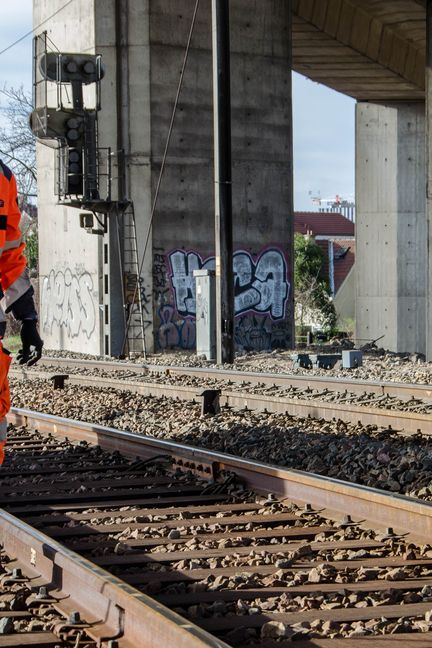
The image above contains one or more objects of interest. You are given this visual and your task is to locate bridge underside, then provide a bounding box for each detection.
[35,0,432,358]
[292,0,425,101]
[291,0,431,356]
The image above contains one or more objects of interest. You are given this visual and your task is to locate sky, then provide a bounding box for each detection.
[292,73,355,210]
[0,1,355,211]
[0,1,33,91]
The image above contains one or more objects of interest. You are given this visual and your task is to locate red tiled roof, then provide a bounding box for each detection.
[294,211,355,237]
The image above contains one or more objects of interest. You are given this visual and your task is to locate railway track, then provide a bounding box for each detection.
[36,355,432,400]
[10,366,432,501]
[0,545,99,647]
[12,357,432,436]
[3,408,432,646]
[33,356,432,400]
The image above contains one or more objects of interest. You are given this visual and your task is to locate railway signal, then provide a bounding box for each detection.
[29,48,103,201]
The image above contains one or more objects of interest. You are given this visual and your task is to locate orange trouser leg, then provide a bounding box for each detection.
[0,343,11,465]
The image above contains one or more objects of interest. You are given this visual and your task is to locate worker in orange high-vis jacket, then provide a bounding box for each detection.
[0,160,43,465]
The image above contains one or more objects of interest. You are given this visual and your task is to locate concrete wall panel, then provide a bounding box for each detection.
[35,0,104,354]
[334,265,355,327]
[35,0,294,355]
[356,101,426,353]
[150,0,294,353]
[117,1,153,352]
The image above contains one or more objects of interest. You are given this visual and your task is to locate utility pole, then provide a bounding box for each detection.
[427,0,432,360]
[211,0,234,364]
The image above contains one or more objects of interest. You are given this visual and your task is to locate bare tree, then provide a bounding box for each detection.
[294,233,337,333]
[295,272,326,329]
[0,86,39,337]
[0,85,36,206]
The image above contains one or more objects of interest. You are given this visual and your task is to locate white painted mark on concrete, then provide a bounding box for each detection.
[41,269,96,339]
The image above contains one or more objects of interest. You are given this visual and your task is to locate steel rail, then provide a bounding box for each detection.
[0,500,229,648]
[9,407,432,543]
[36,354,432,399]
[11,367,432,435]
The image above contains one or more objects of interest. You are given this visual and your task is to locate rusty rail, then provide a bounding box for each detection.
[8,407,432,542]
[6,408,432,645]
[36,355,432,400]
[11,367,432,435]
[0,507,229,648]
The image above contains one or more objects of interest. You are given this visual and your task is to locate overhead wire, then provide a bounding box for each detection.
[1,0,199,355]
[0,0,75,58]
[121,0,200,354]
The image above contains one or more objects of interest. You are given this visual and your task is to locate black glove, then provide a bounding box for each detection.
[17,320,43,367]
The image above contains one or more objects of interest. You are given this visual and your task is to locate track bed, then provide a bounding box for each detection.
[3,412,432,646]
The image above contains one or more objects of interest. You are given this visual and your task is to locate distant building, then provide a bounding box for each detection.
[310,194,356,222]
[294,211,355,327]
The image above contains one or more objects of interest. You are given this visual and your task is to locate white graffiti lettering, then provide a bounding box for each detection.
[169,251,199,315]
[41,269,96,339]
[169,251,215,316]
[168,248,289,320]
[252,249,287,318]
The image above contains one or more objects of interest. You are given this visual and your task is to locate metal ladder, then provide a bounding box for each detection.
[117,202,146,357]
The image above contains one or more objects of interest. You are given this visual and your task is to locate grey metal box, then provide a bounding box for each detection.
[194,269,216,361]
[309,354,341,369]
[342,350,363,368]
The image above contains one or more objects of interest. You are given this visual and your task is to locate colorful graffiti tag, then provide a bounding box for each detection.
[157,304,196,350]
[168,247,289,320]
[154,246,291,351]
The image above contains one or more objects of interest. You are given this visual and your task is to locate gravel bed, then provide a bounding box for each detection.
[0,547,96,645]
[4,427,432,644]
[9,376,432,500]
[24,363,432,414]
[41,347,432,385]
[117,510,432,643]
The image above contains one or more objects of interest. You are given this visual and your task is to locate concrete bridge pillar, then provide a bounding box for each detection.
[35,0,294,356]
[356,101,426,354]
[426,0,432,361]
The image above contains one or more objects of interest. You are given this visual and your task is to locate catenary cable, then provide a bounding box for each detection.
[0,0,75,58]
[1,0,198,355]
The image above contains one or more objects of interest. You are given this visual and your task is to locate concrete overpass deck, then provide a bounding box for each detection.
[33,0,432,358]
[292,0,425,100]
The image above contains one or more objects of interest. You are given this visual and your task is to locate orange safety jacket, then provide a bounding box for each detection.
[0,160,34,461]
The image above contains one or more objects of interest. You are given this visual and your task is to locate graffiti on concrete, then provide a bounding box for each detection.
[168,247,289,320]
[233,249,288,318]
[124,272,152,332]
[153,252,170,307]
[41,269,96,339]
[235,315,292,351]
[158,305,179,348]
[154,246,290,351]
[169,251,215,316]
[157,304,196,350]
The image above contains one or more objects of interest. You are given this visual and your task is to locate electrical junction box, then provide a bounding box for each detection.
[309,354,341,369]
[342,350,363,368]
[291,353,313,369]
[194,269,216,361]
[80,212,94,229]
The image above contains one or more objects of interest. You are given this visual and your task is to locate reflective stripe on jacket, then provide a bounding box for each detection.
[0,161,31,316]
